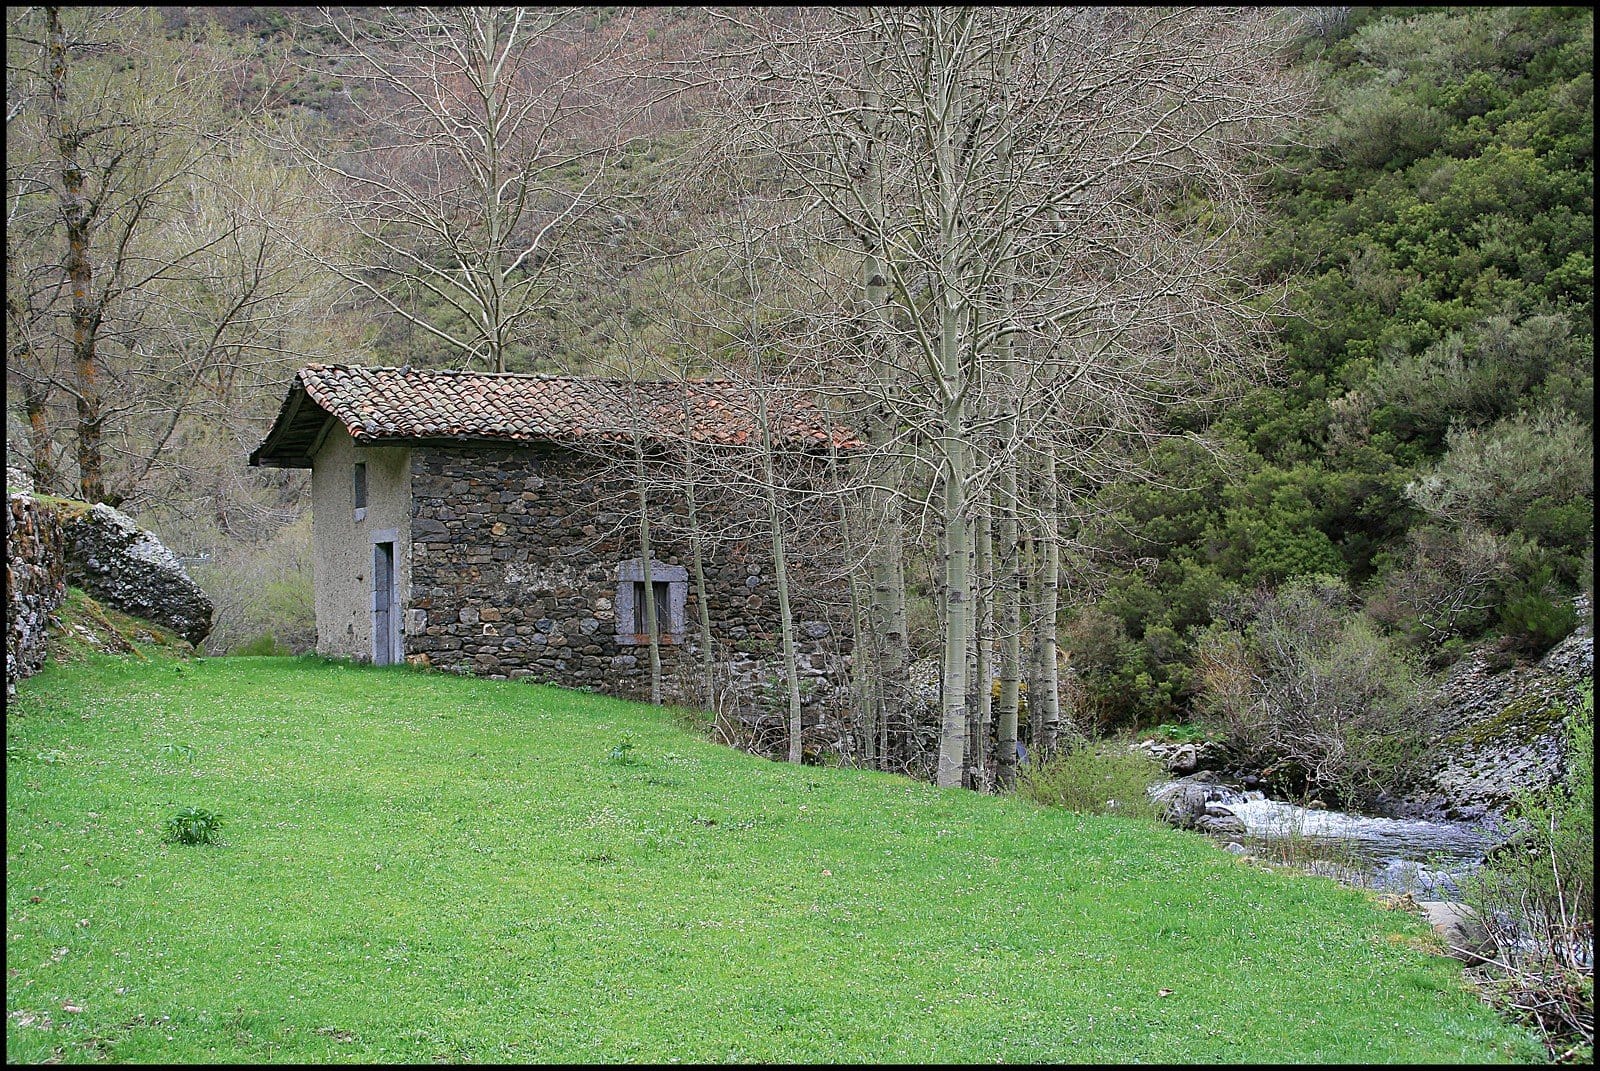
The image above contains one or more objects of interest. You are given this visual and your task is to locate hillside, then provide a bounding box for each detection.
[5,653,1542,1062]
[1067,5,1593,731]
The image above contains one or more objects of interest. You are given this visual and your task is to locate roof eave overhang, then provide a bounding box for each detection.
[248,385,339,468]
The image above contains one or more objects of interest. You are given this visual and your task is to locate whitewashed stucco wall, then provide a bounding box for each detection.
[310,422,411,661]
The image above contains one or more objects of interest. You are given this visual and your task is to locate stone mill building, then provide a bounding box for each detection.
[249,364,858,728]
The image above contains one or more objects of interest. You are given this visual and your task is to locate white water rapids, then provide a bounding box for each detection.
[1152,782,1499,897]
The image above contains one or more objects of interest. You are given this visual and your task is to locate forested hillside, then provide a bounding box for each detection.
[6,6,1593,768]
[1066,6,1593,732]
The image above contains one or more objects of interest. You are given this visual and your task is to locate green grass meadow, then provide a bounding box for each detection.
[6,654,1542,1063]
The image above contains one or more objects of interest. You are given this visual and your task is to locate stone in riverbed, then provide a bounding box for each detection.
[1168,743,1199,774]
[1415,900,1495,965]
[1194,813,1247,836]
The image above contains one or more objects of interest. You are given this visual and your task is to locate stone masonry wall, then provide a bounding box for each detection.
[7,492,67,695]
[404,445,853,735]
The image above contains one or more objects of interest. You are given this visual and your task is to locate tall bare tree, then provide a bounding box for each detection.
[289,6,637,373]
[6,6,340,512]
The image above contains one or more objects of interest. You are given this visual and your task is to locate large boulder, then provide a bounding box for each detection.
[63,504,213,645]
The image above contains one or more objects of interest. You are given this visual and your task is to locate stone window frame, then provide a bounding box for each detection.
[614,559,688,645]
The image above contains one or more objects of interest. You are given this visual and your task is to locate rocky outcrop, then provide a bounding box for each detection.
[1388,614,1593,823]
[7,492,67,694]
[1132,737,1232,776]
[62,504,213,646]
[1150,773,1249,835]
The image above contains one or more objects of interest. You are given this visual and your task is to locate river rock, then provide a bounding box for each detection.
[1151,776,1238,831]
[1154,782,1211,828]
[63,504,213,645]
[1168,743,1199,774]
[1415,900,1496,964]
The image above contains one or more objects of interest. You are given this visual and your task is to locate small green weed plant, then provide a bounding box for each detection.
[607,733,638,765]
[1146,722,1207,744]
[165,806,222,845]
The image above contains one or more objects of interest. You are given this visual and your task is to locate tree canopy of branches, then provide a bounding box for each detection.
[707,6,1309,785]
[6,5,341,520]
[286,6,644,373]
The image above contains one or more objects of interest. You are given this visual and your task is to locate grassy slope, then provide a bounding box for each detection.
[6,655,1541,1063]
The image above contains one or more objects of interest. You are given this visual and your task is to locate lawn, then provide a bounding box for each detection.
[6,653,1543,1063]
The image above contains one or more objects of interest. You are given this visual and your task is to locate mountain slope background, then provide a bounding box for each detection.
[5,6,1592,729]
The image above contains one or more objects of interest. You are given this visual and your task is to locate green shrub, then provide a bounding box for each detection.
[1196,576,1433,808]
[1016,740,1164,819]
[1465,691,1592,965]
[1146,722,1207,744]
[164,806,223,846]
[1497,572,1579,658]
[1461,691,1593,1056]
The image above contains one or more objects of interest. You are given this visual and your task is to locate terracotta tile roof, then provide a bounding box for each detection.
[250,364,860,468]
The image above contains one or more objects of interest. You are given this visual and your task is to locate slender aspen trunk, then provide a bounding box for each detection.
[990,38,1022,790]
[1021,528,1040,754]
[993,342,1022,787]
[683,443,715,704]
[971,512,993,790]
[852,597,878,766]
[828,433,876,766]
[471,11,509,372]
[937,425,971,787]
[996,474,1022,787]
[933,12,973,788]
[678,392,715,702]
[756,389,805,764]
[632,435,662,706]
[47,6,106,504]
[1032,449,1062,755]
[857,28,909,772]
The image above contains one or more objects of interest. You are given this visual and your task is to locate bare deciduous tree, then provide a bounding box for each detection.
[6,6,342,516]
[288,6,638,373]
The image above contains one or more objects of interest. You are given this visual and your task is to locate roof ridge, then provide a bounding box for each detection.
[303,363,745,388]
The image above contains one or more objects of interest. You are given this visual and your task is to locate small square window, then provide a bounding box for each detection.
[632,580,671,636]
[615,560,688,645]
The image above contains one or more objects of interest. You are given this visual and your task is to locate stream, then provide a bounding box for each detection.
[1152,781,1501,899]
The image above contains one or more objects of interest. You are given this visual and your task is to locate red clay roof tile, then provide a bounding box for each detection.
[249,364,860,468]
